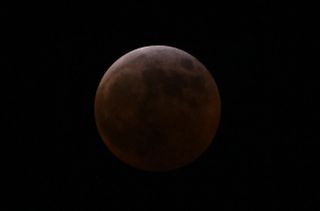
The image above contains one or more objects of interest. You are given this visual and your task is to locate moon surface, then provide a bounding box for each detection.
[95,45,221,171]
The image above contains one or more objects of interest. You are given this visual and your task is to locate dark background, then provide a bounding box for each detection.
[16,1,317,210]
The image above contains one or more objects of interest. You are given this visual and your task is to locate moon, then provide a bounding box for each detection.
[95,45,221,171]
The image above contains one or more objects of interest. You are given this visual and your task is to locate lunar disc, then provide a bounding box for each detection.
[95,45,221,171]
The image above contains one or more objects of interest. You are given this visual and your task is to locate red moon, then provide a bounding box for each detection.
[95,46,221,171]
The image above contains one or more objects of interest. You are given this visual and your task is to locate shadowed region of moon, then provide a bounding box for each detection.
[95,45,221,171]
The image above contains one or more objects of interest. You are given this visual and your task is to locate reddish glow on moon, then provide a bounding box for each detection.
[95,45,221,171]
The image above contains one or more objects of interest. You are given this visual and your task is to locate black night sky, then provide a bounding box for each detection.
[16,1,318,210]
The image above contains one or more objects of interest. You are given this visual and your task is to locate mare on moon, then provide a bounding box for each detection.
[95,45,221,171]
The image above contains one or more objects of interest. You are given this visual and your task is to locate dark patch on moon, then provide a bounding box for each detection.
[180,57,194,70]
[141,66,208,106]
